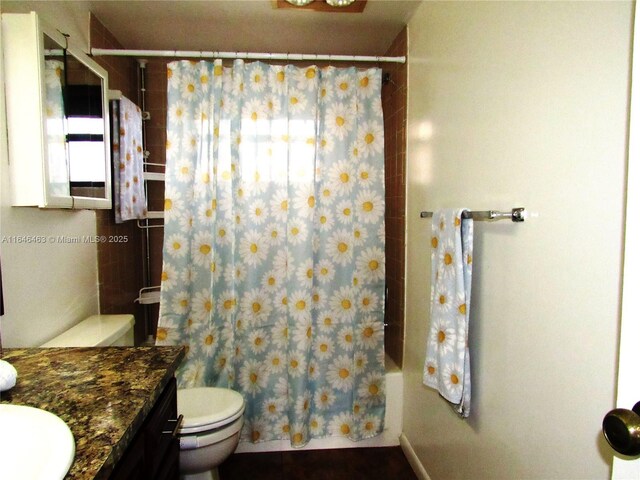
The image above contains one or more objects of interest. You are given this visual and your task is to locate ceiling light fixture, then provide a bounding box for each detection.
[325,0,356,6]
[285,0,356,7]
[278,0,365,12]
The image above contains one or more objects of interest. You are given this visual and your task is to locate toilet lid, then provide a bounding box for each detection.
[178,387,245,434]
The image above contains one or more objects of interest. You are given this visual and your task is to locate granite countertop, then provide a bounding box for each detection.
[0,346,185,479]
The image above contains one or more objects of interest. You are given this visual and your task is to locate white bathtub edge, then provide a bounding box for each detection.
[235,429,401,453]
[399,433,432,480]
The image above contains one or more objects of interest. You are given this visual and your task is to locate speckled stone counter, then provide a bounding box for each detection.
[0,346,185,479]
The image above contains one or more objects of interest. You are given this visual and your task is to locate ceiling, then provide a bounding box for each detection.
[83,0,420,56]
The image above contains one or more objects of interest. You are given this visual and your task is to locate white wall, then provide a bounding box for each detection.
[404,1,632,479]
[0,3,99,347]
[1,1,90,51]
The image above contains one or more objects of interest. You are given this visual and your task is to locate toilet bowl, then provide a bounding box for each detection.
[177,387,245,480]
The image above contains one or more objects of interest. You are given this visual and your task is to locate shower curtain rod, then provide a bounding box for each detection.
[90,48,406,64]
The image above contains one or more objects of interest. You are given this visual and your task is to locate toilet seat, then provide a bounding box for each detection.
[178,387,245,435]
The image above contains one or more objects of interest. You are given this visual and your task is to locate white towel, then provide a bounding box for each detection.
[0,359,17,392]
[423,208,473,417]
[112,96,147,223]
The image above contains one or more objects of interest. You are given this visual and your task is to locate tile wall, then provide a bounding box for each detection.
[140,59,169,337]
[382,28,407,368]
[90,15,146,343]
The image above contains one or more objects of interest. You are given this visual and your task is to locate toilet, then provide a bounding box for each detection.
[41,313,245,480]
[177,387,245,480]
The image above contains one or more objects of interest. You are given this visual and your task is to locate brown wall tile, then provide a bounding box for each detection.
[382,27,407,368]
[90,15,146,344]
[136,59,169,338]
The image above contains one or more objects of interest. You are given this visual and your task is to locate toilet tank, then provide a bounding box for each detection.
[41,314,135,347]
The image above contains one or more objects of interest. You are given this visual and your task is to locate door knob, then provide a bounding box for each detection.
[603,401,640,456]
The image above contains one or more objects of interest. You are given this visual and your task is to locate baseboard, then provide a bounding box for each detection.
[399,433,431,480]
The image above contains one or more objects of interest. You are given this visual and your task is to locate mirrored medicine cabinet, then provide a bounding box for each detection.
[2,12,112,209]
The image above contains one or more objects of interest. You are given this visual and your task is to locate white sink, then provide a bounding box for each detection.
[0,404,75,479]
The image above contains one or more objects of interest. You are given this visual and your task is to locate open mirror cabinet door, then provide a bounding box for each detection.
[1,12,112,209]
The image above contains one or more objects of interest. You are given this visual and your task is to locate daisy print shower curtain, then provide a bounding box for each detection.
[157,59,386,446]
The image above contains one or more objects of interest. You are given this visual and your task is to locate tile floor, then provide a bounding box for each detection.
[219,446,418,480]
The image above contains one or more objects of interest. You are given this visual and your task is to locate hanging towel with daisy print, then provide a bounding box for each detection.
[423,208,473,418]
[111,96,147,223]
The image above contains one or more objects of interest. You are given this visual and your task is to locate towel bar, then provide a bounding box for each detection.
[419,207,526,222]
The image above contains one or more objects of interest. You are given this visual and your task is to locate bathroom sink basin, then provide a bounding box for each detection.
[0,404,75,479]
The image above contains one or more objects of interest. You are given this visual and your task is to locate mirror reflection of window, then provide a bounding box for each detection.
[43,59,69,196]
[67,117,106,185]
[64,56,106,199]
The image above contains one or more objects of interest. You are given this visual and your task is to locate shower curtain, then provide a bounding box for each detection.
[157,59,386,446]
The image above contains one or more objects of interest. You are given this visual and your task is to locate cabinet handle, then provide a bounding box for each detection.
[162,414,183,438]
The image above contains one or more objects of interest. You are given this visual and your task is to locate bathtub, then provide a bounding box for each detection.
[235,353,403,453]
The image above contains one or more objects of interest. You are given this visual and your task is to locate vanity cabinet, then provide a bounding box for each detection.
[1,12,112,209]
[110,377,180,480]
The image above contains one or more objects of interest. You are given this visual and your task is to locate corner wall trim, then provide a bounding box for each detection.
[399,433,432,480]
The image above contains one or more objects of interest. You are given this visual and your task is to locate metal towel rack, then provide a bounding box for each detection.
[420,207,526,222]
